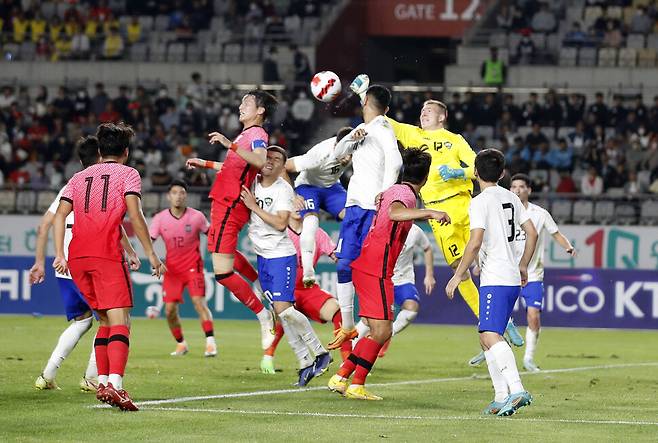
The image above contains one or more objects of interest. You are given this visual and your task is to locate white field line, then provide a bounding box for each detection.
[139,406,658,427]
[113,361,658,408]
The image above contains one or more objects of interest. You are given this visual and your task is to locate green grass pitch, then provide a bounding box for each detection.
[1,316,658,442]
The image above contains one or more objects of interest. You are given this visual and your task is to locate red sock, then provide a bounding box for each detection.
[265,322,284,357]
[337,350,359,379]
[216,272,264,314]
[234,251,258,282]
[94,326,110,380]
[352,337,383,385]
[331,311,342,330]
[201,320,214,337]
[108,325,130,377]
[170,327,184,343]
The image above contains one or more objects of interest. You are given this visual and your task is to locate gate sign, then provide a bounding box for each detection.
[366,0,484,37]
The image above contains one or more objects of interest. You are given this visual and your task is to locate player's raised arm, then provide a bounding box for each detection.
[240,185,289,231]
[544,212,576,256]
[125,194,166,278]
[208,131,268,170]
[29,210,55,284]
[388,201,450,224]
[52,200,73,276]
[333,127,367,158]
[385,115,416,148]
[186,157,223,171]
[420,231,435,295]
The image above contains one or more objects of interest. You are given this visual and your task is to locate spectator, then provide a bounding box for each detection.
[99,102,120,123]
[532,142,551,169]
[35,35,52,61]
[186,72,206,109]
[626,139,645,172]
[73,89,91,118]
[71,28,91,59]
[447,92,467,132]
[542,90,563,128]
[291,44,312,83]
[565,93,586,126]
[479,93,500,126]
[525,122,549,147]
[480,47,507,88]
[159,105,180,131]
[218,107,241,138]
[496,2,515,31]
[151,161,174,186]
[29,11,47,43]
[462,91,482,127]
[11,10,28,43]
[291,91,314,140]
[530,2,556,33]
[568,121,588,152]
[625,171,644,196]
[563,21,587,47]
[501,94,523,126]
[630,6,653,34]
[175,15,195,42]
[548,138,574,170]
[49,16,64,43]
[555,170,577,193]
[602,20,622,48]
[581,166,604,196]
[91,83,109,117]
[588,92,609,127]
[52,30,72,61]
[52,87,73,119]
[90,0,112,22]
[102,26,124,59]
[633,95,648,125]
[515,29,536,64]
[155,87,176,116]
[605,162,628,190]
[113,85,131,120]
[263,47,281,82]
[127,16,142,44]
[0,86,17,110]
[265,15,287,42]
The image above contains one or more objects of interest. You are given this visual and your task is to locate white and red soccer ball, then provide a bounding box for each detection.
[310,71,342,103]
[145,305,160,319]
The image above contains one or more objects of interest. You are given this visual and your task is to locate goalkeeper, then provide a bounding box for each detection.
[350,76,524,359]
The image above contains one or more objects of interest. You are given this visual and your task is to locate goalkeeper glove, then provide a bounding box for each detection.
[350,74,370,105]
[438,165,465,181]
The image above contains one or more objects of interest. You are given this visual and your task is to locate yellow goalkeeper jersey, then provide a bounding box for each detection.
[387,117,476,203]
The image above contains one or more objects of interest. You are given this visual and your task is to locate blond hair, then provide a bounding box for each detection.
[423,99,448,116]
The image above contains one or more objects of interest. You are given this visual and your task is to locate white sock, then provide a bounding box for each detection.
[281,306,326,356]
[279,315,313,368]
[524,328,539,361]
[206,335,216,346]
[98,374,109,386]
[489,341,525,394]
[84,335,98,379]
[355,319,370,339]
[253,279,264,300]
[484,350,509,402]
[256,307,271,324]
[392,309,417,335]
[108,373,123,390]
[337,281,355,330]
[262,354,273,362]
[300,216,319,278]
[43,316,93,380]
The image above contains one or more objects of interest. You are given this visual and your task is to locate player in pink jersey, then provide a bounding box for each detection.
[260,210,351,374]
[186,90,279,351]
[53,123,166,412]
[328,148,450,401]
[149,180,217,357]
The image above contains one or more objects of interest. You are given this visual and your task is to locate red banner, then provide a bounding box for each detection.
[366,0,485,37]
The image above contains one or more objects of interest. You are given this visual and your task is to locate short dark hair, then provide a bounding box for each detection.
[168,179,188,191]
[365,85,391,112]
[75,136,100,168]
[96,122,134,157]
[511,173,531,188]
[401,147,432,185]
[245,90,278,121]
[336,126,353,143]
[475,148,505,183]
[267,145,288,160]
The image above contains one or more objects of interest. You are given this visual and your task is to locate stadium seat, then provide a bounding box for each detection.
[19,42,36,61]
[0,190,16,214]
[579,47,597,66]
[154,15,170,32]
[637,48,656,67]
[139,15,154,31]
[476,126,494,141]
[626,34,646,49]
[210,16,225,32]
[167,43,186,63]
[572,199,594,224]
[606,188,626,198]
[647,34,658,50]
[557,126,575,139]
[55,2,67,19]
[594,200,615,224]
[607,6,623,20]
[623,7,635,27]
[489,32,507,49]
[3,43,20,61]
[551,200,572,224]
[243,44,262,62]
[141,193,161,216]
[216,29,232,44]
[197,30,214,46]
[618,48,637,67]
[530,33,546,50]
[508,32,522,53]
[129,43,148,62]
[516,126,532,139]
[36,191,57,213]
[41,2,56,19]
[186,43,203,62]
[615,203,637,225]
[583,6,603,28]
[640,200,658,224]
[223,43,242,62]
[598,48,617,67]
[546,33,560,52]
[149,43,167,62]
[15,191,36,214]
[559,47,577,66]
[204,43,223,62]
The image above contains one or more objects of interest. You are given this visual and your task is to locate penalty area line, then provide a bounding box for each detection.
[140,407,658,427]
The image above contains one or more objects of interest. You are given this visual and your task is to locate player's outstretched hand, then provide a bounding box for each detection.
[445,275,460,300]
[351,128,367,142]
[519,264,528,287]
[208,132,231,148]
[149,252,166,278]
[293,194,306,212]
[186,157,204,169]
[430,210,451,225]
[438,165,465,181]
[350,74,370,104]
[337,154,352,166]
[424,274,436,295]
[29,262,45,285]
[53,256,69,276]
[567,247,577,257]
[329,252,338,263]
[240,185,257,210]
[127,251,141,271]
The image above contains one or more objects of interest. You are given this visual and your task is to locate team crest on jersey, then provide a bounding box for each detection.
[445,141,452,149]
[185,224,192,232]
[264,197,273,206]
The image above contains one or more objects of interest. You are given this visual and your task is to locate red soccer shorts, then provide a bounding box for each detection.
[163,271,206,303]
[207,201,249,254]
[294,284,334,323]
[68,257,133,311]
[353,269,394,321]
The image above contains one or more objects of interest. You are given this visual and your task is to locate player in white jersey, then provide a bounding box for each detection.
[353,223,435,356]
[240,145,332,387]
[285,127,353,287]
[510,174,576,372]
[28,136,140,391]
[327,84,403,350]
[446,149,538,417]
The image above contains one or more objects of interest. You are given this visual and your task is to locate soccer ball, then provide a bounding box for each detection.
[310,71,342,102]
[146,305,160,319]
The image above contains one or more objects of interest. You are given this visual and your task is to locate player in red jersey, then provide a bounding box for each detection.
[149,180,217,357]
[260,209,352,374]
[327,148,450,400]
[186,90,279,350]
[53,123,166,411]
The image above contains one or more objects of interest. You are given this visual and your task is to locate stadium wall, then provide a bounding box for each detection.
[1,217,657,329]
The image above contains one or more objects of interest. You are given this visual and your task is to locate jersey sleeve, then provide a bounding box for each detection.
[249,128,268,150]
[385,116,415,148]
[377,119,403,190]
[514,196,530,226]
[291,139,328,171]
[316,228,336,257]
[48,187,66,214]
[543,209,559,235]
[274,183,294,213]
[456,135,476,179]
[197,211,210,234]
[148,213,161,240]
[333,125,364,158]
[469,197,487,230]
[61,177,75,204]
[124,167,142,197]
